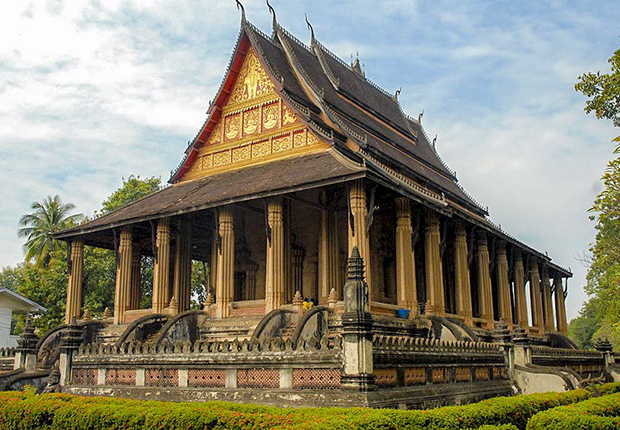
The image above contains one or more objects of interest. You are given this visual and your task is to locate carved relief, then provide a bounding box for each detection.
[262,102,279,131]
[209,122,222,145]
[225,114,241,141]
[243,108,260,136]
[213,150,231,167]
[272,134,292,153]
[252,140,271,159]
[229,49,275,104]
[293,130,307,148]
[282,104,298,126]
[232,145,251,163]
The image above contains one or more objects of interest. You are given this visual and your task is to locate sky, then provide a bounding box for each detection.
[0,0,618,322]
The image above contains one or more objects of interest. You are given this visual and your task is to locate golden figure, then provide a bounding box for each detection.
[244,109,259,135]
[225,114,240,140]
[263,103,279,130]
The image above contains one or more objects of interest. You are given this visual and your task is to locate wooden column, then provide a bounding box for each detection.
[554,274,568,334]
[496,241,512,328]
[152,218,171,314]
[529,257,544,333]
[114,227,133,324]
[476,232,493,328]
[348,180,371,300]
[513,250,528,327]
[173,220,192,314]
[265,197,285,313]
[129,245,141,310]
[454,221,473,325]
[395,197,416,315]
[424,210,445,316]
[216,207,235,318]
[64,238,84,324]
[541,266,554,331]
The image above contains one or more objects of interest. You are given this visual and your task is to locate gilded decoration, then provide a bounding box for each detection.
[180,46,328,182]
[262,102,279,131]
[225,114,241,141]
[229,49,275,105]
[243,108,260,136]
[272,134,292,153]
[282,104,298,126]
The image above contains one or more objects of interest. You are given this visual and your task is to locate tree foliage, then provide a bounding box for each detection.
[99,175,161,215]
[570,44,620,349]
[17,195,83,267]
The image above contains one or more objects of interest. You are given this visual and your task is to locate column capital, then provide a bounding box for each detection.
[395,196,411,218]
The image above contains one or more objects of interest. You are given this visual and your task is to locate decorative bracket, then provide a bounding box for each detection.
[149,220,158,262]
[66,239,73,276]
[366,185,378,234]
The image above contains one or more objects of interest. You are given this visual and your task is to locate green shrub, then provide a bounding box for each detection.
[596,381,620,395]
[527,392,620,430]
[0,384,618,430]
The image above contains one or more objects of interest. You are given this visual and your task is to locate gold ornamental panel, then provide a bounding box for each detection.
[243,108,260,137]
[229,48,275,105]
[262,101,280,132]
[272,134,292,153]
[225,114,241,141]
[282,103,298,126]
[252,139,271,159]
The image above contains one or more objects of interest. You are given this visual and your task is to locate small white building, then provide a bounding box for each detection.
[0,288,46,348]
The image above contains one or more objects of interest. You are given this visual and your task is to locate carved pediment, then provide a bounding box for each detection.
[181,47,327,181]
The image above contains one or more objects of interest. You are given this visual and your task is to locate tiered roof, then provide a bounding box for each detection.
[56,12,571,277]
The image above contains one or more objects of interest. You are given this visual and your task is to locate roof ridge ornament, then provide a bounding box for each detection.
[305,14,316,45]
[418,109,424,124]
[266,0,277,36]
[394,87,401,100]
[235,0,246,24]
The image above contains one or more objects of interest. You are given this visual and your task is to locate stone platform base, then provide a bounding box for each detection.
[65,380,515,410]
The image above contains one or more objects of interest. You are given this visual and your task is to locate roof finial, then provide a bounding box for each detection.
[432,134,437,147]
[305,14,315,44]
[266,0,277,32]
[395,87,401,99]
[418,109,424,124]
[235,0,246,23]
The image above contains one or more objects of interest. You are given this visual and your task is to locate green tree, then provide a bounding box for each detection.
[573,44,620,349]
[99,175,161,215]
[18,195,83,267]
[575,46,620,141]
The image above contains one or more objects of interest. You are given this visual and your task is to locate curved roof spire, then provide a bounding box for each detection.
[235,0,246,23]
[305,14,316,45]
[266,0,277,32]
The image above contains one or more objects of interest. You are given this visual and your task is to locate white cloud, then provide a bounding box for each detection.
[0,0,618,325]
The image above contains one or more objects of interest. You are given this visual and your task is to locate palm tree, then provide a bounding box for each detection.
[18,195,83,267]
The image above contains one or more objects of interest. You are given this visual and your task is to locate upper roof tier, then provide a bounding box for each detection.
[55,14,571,277]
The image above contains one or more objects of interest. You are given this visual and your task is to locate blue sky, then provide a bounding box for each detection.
[0,0,618,321]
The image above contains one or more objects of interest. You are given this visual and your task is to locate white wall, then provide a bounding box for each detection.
[0,305,16,348]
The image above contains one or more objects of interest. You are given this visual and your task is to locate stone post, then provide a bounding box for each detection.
[13,318,38,371]
[341,247,375,391]
[152,217,171,314]
[65,238,84,324]
[454,220,473,325]
[58,319,82,387]
[513,251,528,329]
[554,275,568,334]
[265,197,285,313]
[493,320,513,377]
[130,245,141,310]
[596,339,614,369]
[216,206,235,318]
[476,232,494,328]
[348,180,372,301]
[541,267,554,332]
[496,241,513,329]
[511,325,531,374]
[424,210,445,316]
[395,197,417,315]
[114,226,133,324]
[529,257,544,333]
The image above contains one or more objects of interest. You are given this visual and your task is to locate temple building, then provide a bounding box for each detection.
[4,7,612,409]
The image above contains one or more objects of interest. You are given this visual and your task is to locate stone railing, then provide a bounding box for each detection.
[372,336,506,388]
[531,346,605,375]
[0,347,16,371]
[71,335,342,391]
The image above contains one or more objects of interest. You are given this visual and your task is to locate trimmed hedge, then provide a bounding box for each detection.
[0,384,617,430]
[527,392,620,430]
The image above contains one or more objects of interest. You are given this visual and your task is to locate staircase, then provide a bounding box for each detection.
[96,324,129,345]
